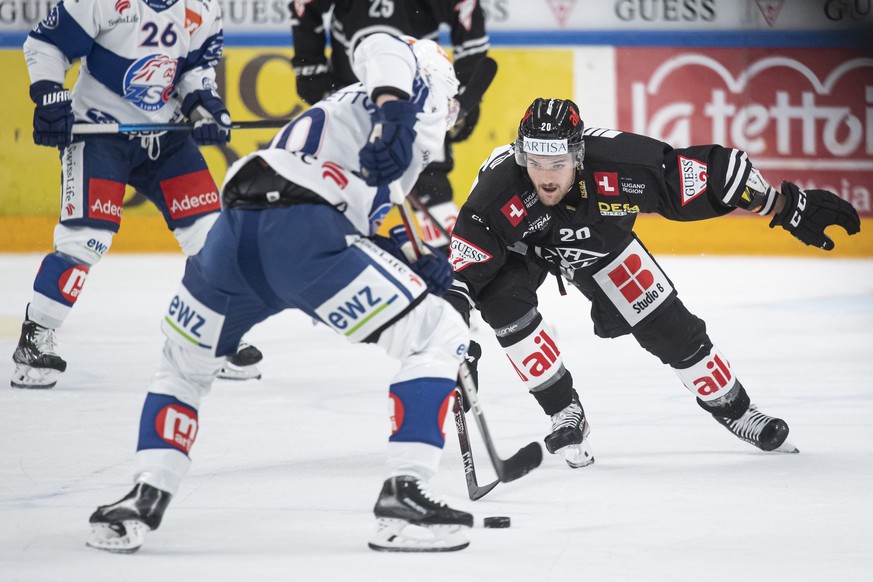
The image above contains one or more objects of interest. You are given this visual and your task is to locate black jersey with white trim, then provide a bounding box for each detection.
[446,129,750,313]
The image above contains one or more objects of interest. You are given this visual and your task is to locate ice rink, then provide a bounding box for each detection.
[1,252,871,581]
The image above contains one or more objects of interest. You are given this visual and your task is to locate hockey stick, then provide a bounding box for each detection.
[456,57,498,118]
[452,389,499,500]
[72,119,292,135]
[407,191,453,241]
[395,193,543,486]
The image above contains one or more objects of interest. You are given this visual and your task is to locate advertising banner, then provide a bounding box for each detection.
[616,47,873,217]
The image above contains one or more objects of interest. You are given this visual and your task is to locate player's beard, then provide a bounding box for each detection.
[534,174,575,206]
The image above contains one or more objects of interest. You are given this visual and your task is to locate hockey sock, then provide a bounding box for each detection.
[388,378,455,448]
[29,253,90,329]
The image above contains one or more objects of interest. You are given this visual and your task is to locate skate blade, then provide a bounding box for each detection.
[561,441,595,469]
[10,363,60,389]
[216,364,262,381]
[772,439,799,454]
[86,521,149,553]
[368,518,470,552]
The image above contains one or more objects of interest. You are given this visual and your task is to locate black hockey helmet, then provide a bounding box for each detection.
[515,98,585,166]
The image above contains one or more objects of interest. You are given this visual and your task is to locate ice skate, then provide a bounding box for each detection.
[713,404,799,453]
[10,319,67,389]
[87,482,172,553]
[216,343,263,381]
[369,475,473,552]
[544,397,594,468]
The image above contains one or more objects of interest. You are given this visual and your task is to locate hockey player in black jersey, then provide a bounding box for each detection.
[443,98,861,467]
[290,0,491,252]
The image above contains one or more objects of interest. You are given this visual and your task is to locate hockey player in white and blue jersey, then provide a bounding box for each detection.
[87,33,475,553]
[11,0,262,389]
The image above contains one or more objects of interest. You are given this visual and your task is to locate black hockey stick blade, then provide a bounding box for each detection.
[457,361,543,484]
[456,57,498,113]
[452,390,499,501]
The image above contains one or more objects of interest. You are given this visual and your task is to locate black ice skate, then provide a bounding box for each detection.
[544,396,594,468]
[87,482,172,553]
[369,475,473,552]
[713,404,799,453]
[216,342,263,381]
[10,319,67,389]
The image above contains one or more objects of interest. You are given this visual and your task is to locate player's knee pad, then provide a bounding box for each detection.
[134,392,199,495]
[388,376,456,448]
[376,295,468,383]
[495,309,574,413]
[174,212,219,256]
[53,223,114,266]
[150,340,223,408]
[671,341,751,419]
[632,299,709,365]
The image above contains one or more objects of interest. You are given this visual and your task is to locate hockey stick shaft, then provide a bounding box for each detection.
[72,119,292,135]
[407,192,453,241]
[397,198,543,485]
[452,390,499,500]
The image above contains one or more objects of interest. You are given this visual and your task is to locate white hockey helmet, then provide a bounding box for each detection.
[401,36,461,128]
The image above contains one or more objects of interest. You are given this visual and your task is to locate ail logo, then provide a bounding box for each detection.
[507,329,560,381]
[693,353,733,397]
[156,404,198,454]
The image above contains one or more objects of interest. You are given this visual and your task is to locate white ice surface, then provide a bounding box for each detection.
[1,253,871,581]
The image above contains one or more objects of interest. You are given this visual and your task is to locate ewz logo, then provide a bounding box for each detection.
[326,285,397,337]
[166,295,209,347]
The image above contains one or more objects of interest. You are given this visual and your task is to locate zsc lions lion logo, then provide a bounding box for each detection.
[124,54,178,112]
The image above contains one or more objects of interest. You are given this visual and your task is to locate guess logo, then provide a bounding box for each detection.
[595,172,619,196]
[155,404,198,454]
[678,155,708,205]
[500,195,527,226]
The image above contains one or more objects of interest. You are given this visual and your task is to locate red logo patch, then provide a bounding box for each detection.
[500,195,527,226]
[607,253,655,302]
[58,265,89,303]
[87,178,125,224]
[155,404,199,454]
[594,172,619,196]
[321,161,348,189]
[506,329,561,382]
[389,393,404,435]
[693,353,733,397]
[161,170,220,220]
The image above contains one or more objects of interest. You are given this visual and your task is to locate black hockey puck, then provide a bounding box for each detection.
[483,516,511,528]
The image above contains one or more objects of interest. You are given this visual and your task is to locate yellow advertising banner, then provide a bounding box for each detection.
[0,46,867,255]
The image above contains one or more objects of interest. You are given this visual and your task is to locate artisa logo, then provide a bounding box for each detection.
[124,54,178,112]
[523,138,568,155]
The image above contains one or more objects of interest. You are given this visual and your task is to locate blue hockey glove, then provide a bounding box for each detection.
[374,225,453,296]
[359,100,418,187]
[181,89,231,146]
[770,181,860,251]
[30,80,73,149]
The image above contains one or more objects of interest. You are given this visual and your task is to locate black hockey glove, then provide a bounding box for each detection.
[447,103,480,143]
[359,100,418,187]
[769,181,860,251]
[181,89,231,146]
[295,70,339,105]
[373,226,453,296]
[459,340,482,412]
[30,80,73,149]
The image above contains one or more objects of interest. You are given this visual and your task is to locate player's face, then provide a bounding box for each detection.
[526,154,576,206]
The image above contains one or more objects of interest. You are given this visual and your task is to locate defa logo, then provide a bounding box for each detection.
[679,155,708,205]
[170,191,220,214]
[595,172,619,196]
[500,195,527,226]
[507,329,561,381]
[449,236,492,272]
[155,404,198,454]
[693,353,733,397]
[58,266,89,303]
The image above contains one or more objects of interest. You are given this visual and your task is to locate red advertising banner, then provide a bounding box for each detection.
[616,48,873,217]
